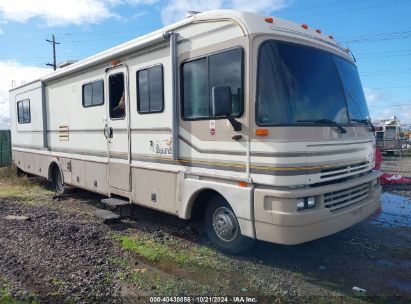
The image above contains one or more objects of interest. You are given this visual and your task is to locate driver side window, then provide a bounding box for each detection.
[182,47,244,120]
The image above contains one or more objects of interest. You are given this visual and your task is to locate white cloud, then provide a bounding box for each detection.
[373,105,411,125]
[0,0,159,26]
[161,0,290,25]
[364,87,383,105]
[0,61,49,129]
[0,0,114,26]
[0,0,288,27]
[0,28,3,34]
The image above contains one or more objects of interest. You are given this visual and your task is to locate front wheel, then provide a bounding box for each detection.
[204,196,255,254]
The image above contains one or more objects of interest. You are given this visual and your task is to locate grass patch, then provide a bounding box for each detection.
[0,167,52,203]
[0,279,39,304]
[116,233,222,270]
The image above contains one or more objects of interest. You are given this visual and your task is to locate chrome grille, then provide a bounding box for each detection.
[320,162,369,179]
[324,182,370,212]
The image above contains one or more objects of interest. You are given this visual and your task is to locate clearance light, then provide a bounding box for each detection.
[297,197,316,211]
[112,59,120,65]
[328,35,334,40]
[301,24,309,29]
[255,129,268,136]
[239,181,247,187]
[264,17,274,23]
[315,29,322,34]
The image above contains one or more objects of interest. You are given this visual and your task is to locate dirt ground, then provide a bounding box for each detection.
[0,160,410,304]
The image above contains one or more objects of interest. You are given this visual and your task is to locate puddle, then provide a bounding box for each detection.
[370,192,411,227]
[389,279,411,293]
[376,259,395,267]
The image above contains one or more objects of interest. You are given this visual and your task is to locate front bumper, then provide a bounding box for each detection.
[254,170,381,245]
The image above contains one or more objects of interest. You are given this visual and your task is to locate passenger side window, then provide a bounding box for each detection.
[137,65,164,114]
[82,79,104,107]
[109,73,125,119]
[17,99,30,124]
[182,48,243,120]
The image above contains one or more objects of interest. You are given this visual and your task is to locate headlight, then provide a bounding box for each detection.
[297,196,316,211]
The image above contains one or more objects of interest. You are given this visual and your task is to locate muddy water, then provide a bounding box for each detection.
[370,192,411,227]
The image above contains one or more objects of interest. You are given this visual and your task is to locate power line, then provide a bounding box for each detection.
[46,35,60,71]
[369,104,411,108]
[369,85,411,89]
[283,0,410,20]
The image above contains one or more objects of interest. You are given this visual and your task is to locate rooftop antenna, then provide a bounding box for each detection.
[186,11,201,18]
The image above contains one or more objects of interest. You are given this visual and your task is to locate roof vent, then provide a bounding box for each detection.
[186,11,201,18]
[57,60,78,69]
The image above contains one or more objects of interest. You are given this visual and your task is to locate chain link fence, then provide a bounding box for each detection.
[0,130,11,167]
[376,138,410,155]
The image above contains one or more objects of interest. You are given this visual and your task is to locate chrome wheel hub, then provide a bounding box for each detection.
[212,207,238,242]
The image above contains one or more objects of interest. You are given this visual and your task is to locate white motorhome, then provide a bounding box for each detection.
[9,10,381,253]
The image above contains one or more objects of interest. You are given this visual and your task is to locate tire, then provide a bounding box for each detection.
[16,166,25,177]
[52,166,67,195]
[204,195,255,254]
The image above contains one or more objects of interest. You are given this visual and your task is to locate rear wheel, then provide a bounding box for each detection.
[16,167,25,177]
[204,196,255,254]
[52,166,67,195]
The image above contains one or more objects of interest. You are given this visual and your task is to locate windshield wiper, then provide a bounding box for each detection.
[350,118,375,131]
[297,119,347,134]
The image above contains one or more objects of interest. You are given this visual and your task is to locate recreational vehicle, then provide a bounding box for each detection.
[9,10,381,253]
[374,117,404,154]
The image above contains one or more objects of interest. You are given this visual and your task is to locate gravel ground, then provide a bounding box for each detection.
[380,155,411,198]
[0,198,122,304]
[381,156,411,177]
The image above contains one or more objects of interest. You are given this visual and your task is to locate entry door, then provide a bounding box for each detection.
[105,66,131,192]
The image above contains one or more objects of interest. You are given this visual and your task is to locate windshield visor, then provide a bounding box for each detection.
[256,40,370,126]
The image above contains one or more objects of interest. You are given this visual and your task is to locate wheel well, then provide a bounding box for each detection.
[189,189,225,220]
[48,162,60,181]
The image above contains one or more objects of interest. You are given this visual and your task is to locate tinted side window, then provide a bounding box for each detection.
[17,99,30,124]
[137,65,164,114]
[82,79,104,107]
[183,58,208,118]
[182,48,243,120]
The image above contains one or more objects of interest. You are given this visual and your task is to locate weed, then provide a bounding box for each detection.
[0,279,39,304]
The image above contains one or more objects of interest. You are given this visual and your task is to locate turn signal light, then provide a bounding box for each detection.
[112,59,120,65]
[264,17,274,23]
[256,129,268,136]
[301,24,309,29]
[239,181,247,187]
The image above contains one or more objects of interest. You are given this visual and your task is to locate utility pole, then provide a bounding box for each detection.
[46,34,60,70]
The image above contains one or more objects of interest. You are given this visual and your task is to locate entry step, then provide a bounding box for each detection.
[101,198,130,209]
[101,197,133,218]
[93,209,121,223]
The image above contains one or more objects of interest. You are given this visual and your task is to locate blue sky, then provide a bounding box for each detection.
[0,0,410,128]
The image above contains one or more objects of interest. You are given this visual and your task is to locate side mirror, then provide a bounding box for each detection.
[211,86,232,117]
[211,86,242,132]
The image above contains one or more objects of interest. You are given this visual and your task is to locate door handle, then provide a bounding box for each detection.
[104,126,113,139]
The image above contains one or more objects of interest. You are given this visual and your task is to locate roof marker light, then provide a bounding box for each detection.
[264,17,274,23]
[328,35,334,40]
[301,24,309,29]
[315,29,322,34]
[112,59,120,65]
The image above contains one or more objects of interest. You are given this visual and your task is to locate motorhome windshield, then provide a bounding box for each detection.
[256,40,370,126]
